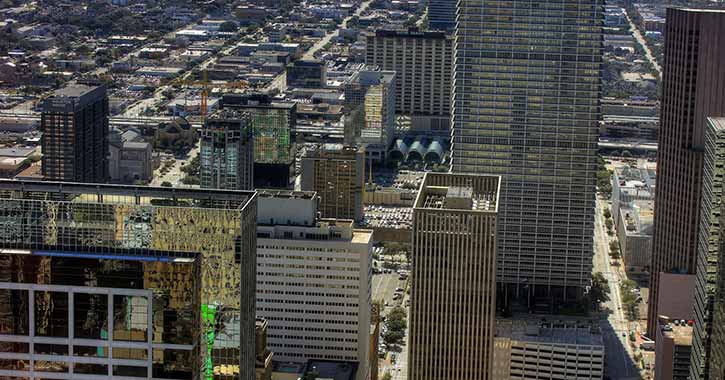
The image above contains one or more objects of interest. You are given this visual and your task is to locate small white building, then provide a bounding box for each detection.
[255,190,372,380]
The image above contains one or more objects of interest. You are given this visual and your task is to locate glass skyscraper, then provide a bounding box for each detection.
[451,0,603,301]
[0,181,258,380]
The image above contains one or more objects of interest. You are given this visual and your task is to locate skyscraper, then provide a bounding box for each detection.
[451,0,604,301]
[200,108,255,190]
[221,94,297,188]
[647,8,725,344]
[409,173,499,380]
[41,83,109,183]
[428,0,456,31]
[0,180,258,380]
[692,117,725,378]
[301,144,365,222]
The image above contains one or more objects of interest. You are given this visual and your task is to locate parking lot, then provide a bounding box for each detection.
[362,205,412,229]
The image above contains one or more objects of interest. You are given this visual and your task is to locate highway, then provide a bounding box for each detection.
[594,197,640,379]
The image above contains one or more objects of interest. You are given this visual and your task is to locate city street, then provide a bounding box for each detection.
[594,197,641,379]
[625,10,662,78]
[302,0,373,60]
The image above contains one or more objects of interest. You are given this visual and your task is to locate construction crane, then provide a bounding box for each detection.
[175,69,249,122]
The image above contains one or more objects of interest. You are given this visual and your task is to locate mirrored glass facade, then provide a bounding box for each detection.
[0,181,257,380]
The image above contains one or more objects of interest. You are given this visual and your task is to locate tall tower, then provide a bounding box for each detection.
[41,83,109,183]
[409,173,499,380]
[200,109,255,190]
[451,0,604,302]
[647,8,725,346]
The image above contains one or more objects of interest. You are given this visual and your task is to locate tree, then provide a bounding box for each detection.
[161,181,173,187]
[603,208,611,219]
[219,21,238,33]
[383,330,404,347]
[605,218,613,231]
[590,272,611,304]
[382,372,392,380]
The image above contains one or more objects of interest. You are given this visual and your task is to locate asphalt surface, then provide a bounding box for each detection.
[625,10,662,78]
[594,198,641,380]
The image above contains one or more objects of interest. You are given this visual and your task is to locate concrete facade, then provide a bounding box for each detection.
[409,173,500,380]
[255,190,372,380]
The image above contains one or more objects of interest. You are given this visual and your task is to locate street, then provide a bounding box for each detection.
[625,10,662,79]
[302,0,373,60]
[594,197,641,379]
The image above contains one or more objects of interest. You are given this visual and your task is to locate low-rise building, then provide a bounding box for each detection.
[617,200,653,273]
[108,127,153,184]
[494,318,605,380]
[655,317,692,380]
[256,318,273,380]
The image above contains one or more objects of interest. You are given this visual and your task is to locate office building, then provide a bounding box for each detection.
[41,83,109,182]
[365,29,453,132]
[221,94,297,188]
[256,318,273,380]
[648,9,725,346]
[287,59,327,88]
[0,180,258,380]
[301,144,365,222]
[450,0,603,302]
[693,117,725,379]
[656,317,693,380]
[409,173,500,380]
[493,319,605,380]
[427,0,456,31]
[200,108,255,190]
[343,70,395,162]
[255,190,372,380]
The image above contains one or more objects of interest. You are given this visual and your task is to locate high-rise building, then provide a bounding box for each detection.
[200,108,255,190]
[255,190,372,380]
[692,117,725,379]
[221,94,297,188]
[0,180,258,380]
[409,173,500,380]
[451,0,603,301]
[648,8,725,343]
[365,29,453,132]
[343,70,395,162]
[301,144,364,222]
[41,83,109,183]
[427,0,456,31]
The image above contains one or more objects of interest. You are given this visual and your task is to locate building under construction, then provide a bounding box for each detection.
[221,94,297,188]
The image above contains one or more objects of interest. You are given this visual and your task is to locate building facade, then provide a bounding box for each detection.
[343,70,396,163]
[365,29,453,132]
[301,144,364,222]
[427,0,456,31]
[221,94,297,189]
[286,59,327,88]
[693,117,725,379]
[649,8,725,346]
[255,190,372,380]
[656,318,693,380]
[0,180,258,380]
[450,0,604,301]
[41,83,109,183]
[493,319,605,380]
[200,109,255,190]
[409,173,500,380]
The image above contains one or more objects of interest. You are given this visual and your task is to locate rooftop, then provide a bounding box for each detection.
[300,360,358,380]
[415,173,499,212]
[256,189,317,200]
[53,83,102,98]
[497,318,605,347]
[0,180,255,210]
[660,322,693,346]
